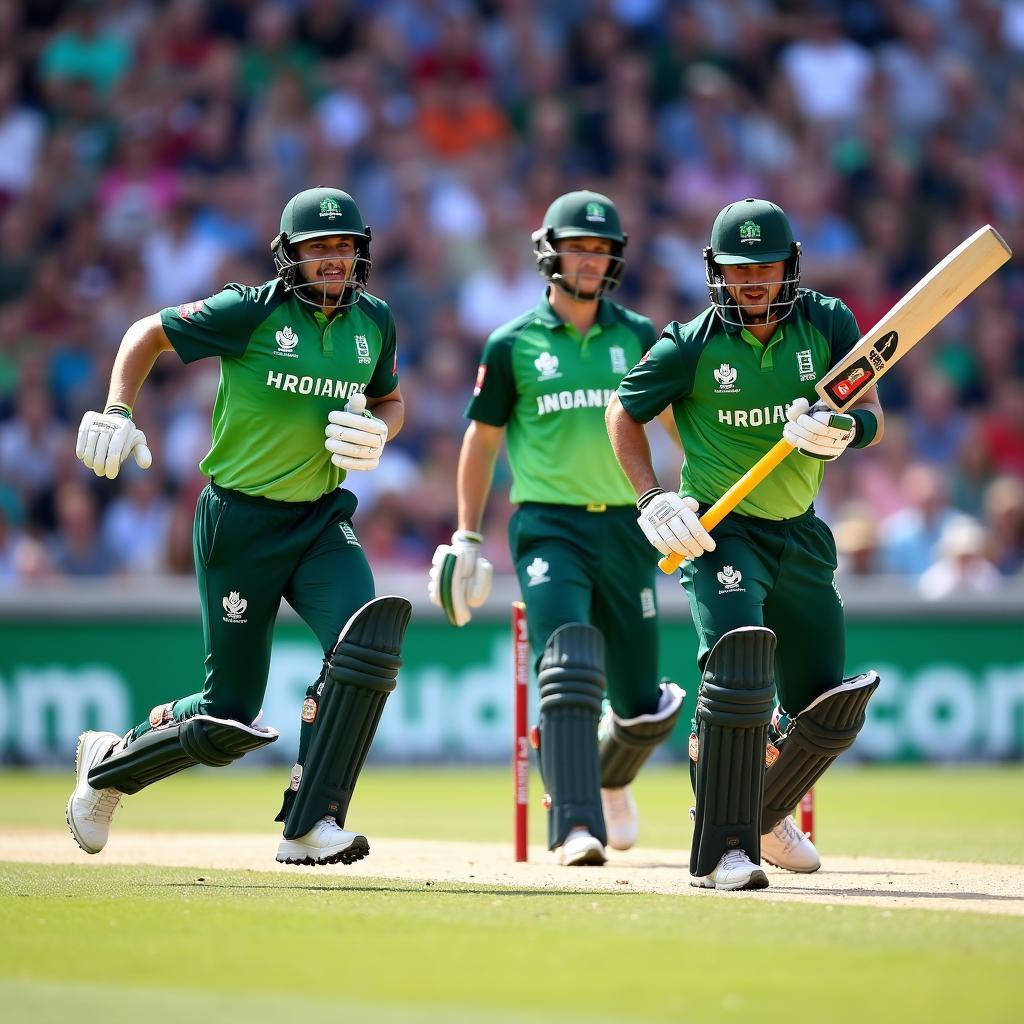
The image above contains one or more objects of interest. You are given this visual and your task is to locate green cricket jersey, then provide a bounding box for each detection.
[617,289,860,520]
[160,280,399,502]
[467,294,656,505]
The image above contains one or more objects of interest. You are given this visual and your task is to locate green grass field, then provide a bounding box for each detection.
[2,765,1023,1023]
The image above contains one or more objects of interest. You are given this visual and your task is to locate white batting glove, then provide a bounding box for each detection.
[325,391,388,471]
[636,489,715,560]
[783,397,856,461]
[428,530,494,627]
[76,409,152,480]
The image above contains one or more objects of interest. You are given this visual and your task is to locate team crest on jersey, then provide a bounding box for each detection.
[275,325,299,356]
[354,334,371,364]
[609,346,628,374]
[716,566,745,594]
[713,363,739,393]
[222,591,248,623]
[534,352,561,380]
[526,557,550,586]
[796,349,816,382]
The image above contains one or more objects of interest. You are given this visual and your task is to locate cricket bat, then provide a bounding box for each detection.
[658,224,1012,574]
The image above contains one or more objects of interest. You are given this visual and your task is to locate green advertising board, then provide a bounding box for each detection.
[1,582,1021,764]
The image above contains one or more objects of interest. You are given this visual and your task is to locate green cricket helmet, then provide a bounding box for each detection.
[271,187,372,309]
[532,190,628,298]
[704,198,801,327]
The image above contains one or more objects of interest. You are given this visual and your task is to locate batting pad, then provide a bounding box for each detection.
[599,681,685,788]
[281,596,411,841]
[690,627,776,877]
[88,716,279,795]
[538,623,607,849]
[761,671,880,833]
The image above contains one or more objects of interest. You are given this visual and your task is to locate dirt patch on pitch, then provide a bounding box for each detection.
[4,830,1022,916]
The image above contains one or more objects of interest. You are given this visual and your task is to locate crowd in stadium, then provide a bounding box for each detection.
[0,0,1022,597]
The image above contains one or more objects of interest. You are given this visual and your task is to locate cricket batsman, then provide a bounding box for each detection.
[66,187,411,867]
[606,198,884,890]
[429,191,683,865]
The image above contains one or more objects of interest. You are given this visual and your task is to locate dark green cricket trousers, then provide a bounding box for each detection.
[130,482,374,739]
[681,506,844,716]
[509,502,662,718]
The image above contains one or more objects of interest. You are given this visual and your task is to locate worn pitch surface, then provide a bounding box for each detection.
[3,829,1021,916]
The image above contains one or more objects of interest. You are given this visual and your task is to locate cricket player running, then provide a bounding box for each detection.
[607,199,884,890]
[429,191,683,865]
[67,187,411,867]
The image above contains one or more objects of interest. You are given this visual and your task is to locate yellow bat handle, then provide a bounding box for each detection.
[657,438,796,574]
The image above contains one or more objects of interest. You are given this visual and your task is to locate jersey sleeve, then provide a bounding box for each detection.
[465,331,516,426]
[159,284,269,363]
[365,302,399,398]
[617,324,695,423]
[826,299,862,368]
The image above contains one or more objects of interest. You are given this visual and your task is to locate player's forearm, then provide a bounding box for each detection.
[849,389,884,447]
[606,395,659,496]
[106,314,173,410]
[457,422,502,533]
[369,396,404,439]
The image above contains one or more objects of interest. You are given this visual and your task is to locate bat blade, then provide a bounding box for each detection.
[815,225,1012,411]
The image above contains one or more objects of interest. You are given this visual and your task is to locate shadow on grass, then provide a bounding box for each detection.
[158,880,636,898]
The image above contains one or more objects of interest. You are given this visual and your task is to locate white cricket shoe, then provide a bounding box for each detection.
[693,849,769,891]
[276,816,370,866]
[761,815,821,873]
[66,730,123,854]
[554,826,606,866]
[601,786,639,850]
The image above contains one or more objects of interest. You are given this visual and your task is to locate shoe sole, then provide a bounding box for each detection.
[276,834,370,866]
[762,855,820,874]
[692,868,770,891]
[66,733,101,855]
[559,846,607,867]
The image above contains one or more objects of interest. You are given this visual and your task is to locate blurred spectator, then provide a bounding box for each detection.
[0,59,45,206]
[983,475,1024,576]
[918,515,1001,600]
[981,380,1024,477]
[48,480,121,577]
[906,369,969,466]
[140,199,227,308]
[100,466,173,574]
[879,463,957,576]
[456,230,539,342]
[779,9,874,131]
[0,385,65,506]
[834,505,882,578]
[39,0,134,101]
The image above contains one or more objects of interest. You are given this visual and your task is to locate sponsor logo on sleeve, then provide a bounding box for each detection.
[473,364,487,395]
[177,299,206,319]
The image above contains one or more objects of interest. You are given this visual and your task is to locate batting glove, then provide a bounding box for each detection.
[783,398,856,461]
[325,392,388,471]
[76,407,152,480]
[428,530,493,627]
[636,489,715,560]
